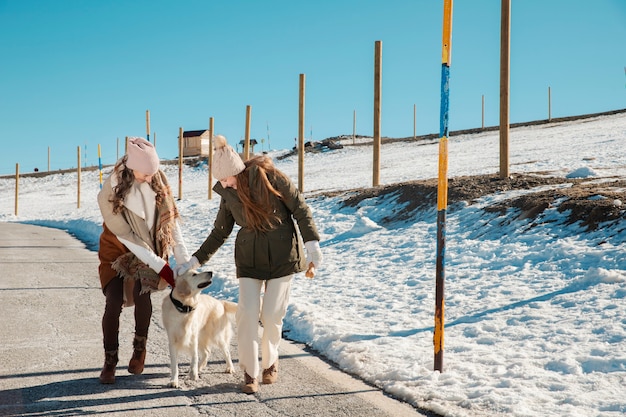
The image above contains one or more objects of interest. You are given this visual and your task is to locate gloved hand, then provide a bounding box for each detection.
[173,256,200,277]
[159,264,176,288]
[305,240,323,269]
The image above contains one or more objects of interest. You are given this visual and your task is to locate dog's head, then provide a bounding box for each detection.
[172,270,213,299]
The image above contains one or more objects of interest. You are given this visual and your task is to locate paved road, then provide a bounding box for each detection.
[0,222,435,417]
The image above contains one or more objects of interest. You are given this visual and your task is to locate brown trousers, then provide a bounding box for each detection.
[102,276,152,352]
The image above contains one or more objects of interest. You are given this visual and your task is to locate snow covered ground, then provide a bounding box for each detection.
[1,112,625,416]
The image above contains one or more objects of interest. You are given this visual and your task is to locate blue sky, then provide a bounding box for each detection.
[1,0,624,174]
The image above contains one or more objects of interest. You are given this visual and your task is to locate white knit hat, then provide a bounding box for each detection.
[126,137,160,175]
[212,135,245,180]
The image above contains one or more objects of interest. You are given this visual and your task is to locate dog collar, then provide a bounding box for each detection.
[169,290,195,314]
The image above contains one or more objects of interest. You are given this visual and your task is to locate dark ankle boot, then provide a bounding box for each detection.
[128,335,147,374]
[99,350,118,384]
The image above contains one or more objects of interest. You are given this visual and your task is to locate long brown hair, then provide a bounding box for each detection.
[236,156,286,232]
[109,155,167,214]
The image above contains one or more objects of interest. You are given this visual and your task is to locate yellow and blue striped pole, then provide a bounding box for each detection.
[434,0,453,373]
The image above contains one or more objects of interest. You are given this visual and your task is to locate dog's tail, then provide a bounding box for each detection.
[223,301,238,316]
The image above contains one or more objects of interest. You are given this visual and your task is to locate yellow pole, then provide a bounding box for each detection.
[434,0,453,373]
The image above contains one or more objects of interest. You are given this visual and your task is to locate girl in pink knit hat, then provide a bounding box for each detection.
[96,137,190,384]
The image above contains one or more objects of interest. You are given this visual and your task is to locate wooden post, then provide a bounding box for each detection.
[482,95,485,129]
[499,0,511,179]
[435,0,453,373]
[353,110,356,145]
[178,127,183,200]
[298,73,306,192]
[373,40,382,187]
[146,110,151,142]
[548,86,552,121]
[77,146,81,209]
[98,144,103,189]
[208,117,214,200]
[244,105,251,160]
[14,163,19,216]
[413,104,417,140]
[125,136,129,154]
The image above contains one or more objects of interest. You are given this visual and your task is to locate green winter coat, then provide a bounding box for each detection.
[193,166,320,280]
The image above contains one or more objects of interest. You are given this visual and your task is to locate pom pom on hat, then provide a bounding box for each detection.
[126,137,160,175]
[212,135,245,180]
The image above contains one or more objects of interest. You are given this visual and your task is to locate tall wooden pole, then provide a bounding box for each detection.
[435,0,453,373]
[178,127,183,200]
[482,95,485,129]
[352,110,356,145]
[146,110,151,142]
[499,0,511,179]
[243,106,251,160]
[413,104,417,140]
[77,146,81,209]
[298,73,306,192]
[548,86,552,121]
[208,117,214,200]
[14,163,19,216]
[373,40,382,187]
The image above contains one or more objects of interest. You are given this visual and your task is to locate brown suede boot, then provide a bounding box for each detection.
[99,350,118,384]
[128,335,147,375]
[262,362,278,384]
[242,372,259,394]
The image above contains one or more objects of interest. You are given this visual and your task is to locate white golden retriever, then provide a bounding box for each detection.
[161,270,237,388]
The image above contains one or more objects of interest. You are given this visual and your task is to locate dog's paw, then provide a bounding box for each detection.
[189,371,199,381]
[225,366,234,374]
[167,380,179,388]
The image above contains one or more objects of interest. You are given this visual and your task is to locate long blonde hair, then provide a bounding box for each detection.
[236,156,286,232]
[109,155,167,214]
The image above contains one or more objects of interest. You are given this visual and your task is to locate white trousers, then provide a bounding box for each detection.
[237,274,293,378]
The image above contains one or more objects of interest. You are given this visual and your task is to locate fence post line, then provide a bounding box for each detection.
[352,110,356,145]
[499,0,511,178]
[208,117,214,200]
[14,163,19,216]
[482,95,485,129]
[548,86,552,121]
[373,40,382,187]
[413,104,417,140]
[244,106,251,160]
[98,144,103,189]
[77,146,81,209]
[434,0,453,373]
[298,73,306,192]
[178,127,183,200]
[146,110,151,142]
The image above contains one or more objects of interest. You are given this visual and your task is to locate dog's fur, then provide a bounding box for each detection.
[161,270,237,388]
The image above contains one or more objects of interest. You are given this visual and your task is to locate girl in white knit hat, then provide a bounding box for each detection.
[176,134,322,394]
[97,137,190,384]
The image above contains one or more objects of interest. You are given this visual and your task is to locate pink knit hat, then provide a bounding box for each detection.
[126,137,160,175]
[212,135,245,180]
